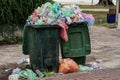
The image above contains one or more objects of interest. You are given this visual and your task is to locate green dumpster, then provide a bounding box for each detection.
[22,25,60,72]
[61,22,91,65]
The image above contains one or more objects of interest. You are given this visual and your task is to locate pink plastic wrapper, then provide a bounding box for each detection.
[81,13,95,22]
[58,21,69,42]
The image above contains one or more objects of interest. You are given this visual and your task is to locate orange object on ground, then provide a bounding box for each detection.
[59,58,79,74]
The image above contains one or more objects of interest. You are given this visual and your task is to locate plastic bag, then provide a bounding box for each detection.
[81,13,95,26]
[19,69,38,80]
[78,65,91,72]
[62,9,74,18]
[35,19,45,25]
[59,58,79,74]
[51,2,61,14]
[8,74,19,80]
[12,68,21,74]
[58,21,68,42]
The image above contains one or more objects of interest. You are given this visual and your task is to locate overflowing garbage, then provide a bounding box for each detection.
[25,2,94,42]
[26,2,94,26]
[8,58,56,80]
[6,2,96,80]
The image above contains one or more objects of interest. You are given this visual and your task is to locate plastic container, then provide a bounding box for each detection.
[22,25,60,72]
[61,22,91,65]
[107,14,116,23]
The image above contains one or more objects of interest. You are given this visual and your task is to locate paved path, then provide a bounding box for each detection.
[82,9,109,12]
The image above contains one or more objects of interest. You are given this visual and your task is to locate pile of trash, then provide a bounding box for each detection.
[59,58,102,74]
[7,58,102,80]
[26,2,94,27]
[8,58,38,80]
[8,58,57,80]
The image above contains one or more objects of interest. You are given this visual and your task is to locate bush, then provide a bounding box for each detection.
[0,0,53,44]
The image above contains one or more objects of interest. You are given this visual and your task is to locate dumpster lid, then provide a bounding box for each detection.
[68,22,87,26]
[25,22,87,28]
[25,24,60,28]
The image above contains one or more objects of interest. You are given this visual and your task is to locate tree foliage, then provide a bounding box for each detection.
[0,0,53,43]
[98,0,114,6]
[0,0,53,27]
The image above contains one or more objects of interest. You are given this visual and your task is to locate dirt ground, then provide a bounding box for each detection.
[0,26,120,79]
[0,44,28,65]
[41,68,120,80]
[87,26,120,69]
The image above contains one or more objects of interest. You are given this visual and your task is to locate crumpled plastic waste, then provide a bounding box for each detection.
[78,65,92,72]
[8,74,19,80]
[8,68,21,80]
[35,19,45,25]
[8,58,37,80]
[12,68,21,74]
[81,13,95,27]
[19,69,38,80]
[35,69,45,78]
[26,2,95,41]
[62,6,74,18]
[5,68,13,72]
[17,58,30,70]
[17,58,30,65]
[87,62,102,70]
[35,70,56,78]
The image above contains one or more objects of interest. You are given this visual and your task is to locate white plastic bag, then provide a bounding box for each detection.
[8,74,19,80]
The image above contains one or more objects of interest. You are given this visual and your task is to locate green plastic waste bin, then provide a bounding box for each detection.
[22,25,60,72]
[61,22,91,65]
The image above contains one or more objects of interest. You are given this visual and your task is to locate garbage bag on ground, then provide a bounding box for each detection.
[78,65,92,72]
[59,58,79,74]
[19,69,38,80]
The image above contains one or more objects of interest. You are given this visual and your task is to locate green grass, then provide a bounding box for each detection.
[79,5,116,9]
[83,11,116,28]
[79,5,116,28]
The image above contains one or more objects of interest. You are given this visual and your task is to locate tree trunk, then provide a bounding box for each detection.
[91,0,94,5]
[98,0,114,6]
